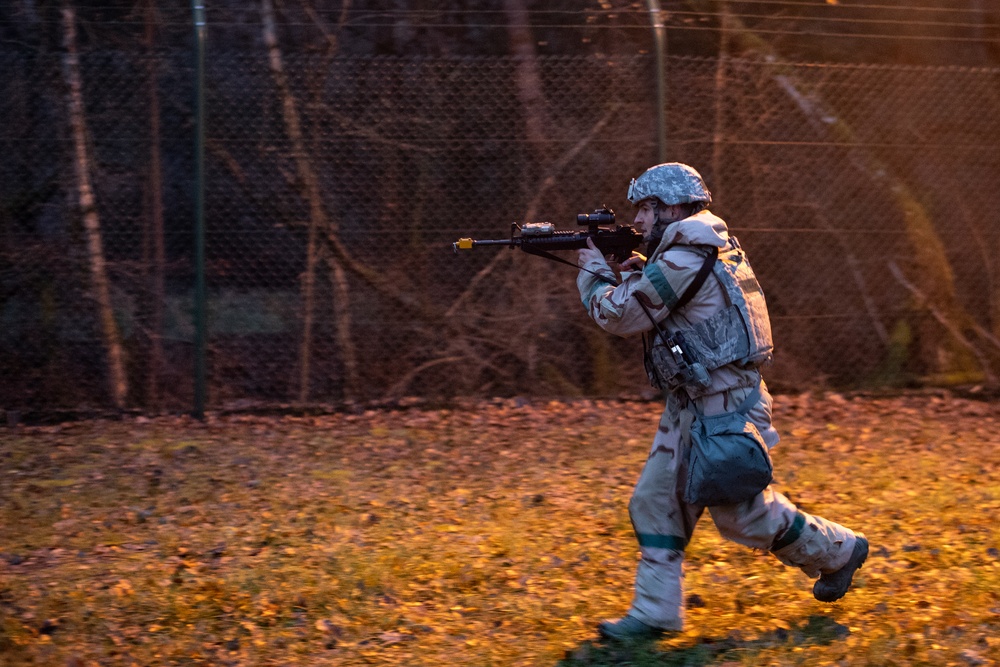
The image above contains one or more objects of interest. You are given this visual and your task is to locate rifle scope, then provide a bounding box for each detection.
[577,207,615,227]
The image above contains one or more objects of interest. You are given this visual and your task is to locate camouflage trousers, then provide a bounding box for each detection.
[626,385,859,630]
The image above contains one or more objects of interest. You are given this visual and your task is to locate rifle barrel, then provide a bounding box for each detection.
[452,237,513,252]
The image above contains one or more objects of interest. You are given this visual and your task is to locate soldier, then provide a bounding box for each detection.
[577,162,868,642]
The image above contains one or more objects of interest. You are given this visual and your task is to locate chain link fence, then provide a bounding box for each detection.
[3,28,1000,414]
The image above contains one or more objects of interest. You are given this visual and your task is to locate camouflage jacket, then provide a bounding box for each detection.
[577,209,779,446]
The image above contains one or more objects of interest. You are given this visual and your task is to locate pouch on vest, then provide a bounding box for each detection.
[684,381,773,506]
[643,330,710,392]
[639,246,718,392]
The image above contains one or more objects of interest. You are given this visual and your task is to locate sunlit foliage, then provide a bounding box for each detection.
[1,393,999,665]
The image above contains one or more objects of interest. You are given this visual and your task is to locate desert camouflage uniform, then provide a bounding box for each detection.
[578,208,860,630]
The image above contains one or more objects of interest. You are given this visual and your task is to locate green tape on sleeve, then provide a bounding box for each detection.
[581,280,608,309]
[771,512,806,552]
[635,533,687,551]
[642,263,679,309]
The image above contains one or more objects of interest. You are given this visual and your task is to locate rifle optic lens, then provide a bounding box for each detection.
[577,208,615,225]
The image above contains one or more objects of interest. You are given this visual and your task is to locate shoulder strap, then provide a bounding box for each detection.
[734,377,762,415]
[688,376,761,418]
[635,245,719,342]
[671,245,719,312]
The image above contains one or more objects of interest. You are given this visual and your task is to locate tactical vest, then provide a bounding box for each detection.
[643,238,773,393]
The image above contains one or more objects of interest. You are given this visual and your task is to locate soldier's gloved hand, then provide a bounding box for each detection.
[579,238,621,284]
[577,237,609,269]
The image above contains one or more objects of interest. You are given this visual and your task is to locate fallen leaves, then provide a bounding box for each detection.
[1,394,999,664]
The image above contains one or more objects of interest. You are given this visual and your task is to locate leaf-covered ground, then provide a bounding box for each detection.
[1,392,1000,666]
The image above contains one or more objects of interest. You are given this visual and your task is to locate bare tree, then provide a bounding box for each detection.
[500,0,560,385]
[61,3,129,408]
[710,1,730,208]
[688,0,987,382]
[503,0,551,158]
[261,0,358,401]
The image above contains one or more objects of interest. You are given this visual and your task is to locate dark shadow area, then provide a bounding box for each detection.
[557,614,851,666]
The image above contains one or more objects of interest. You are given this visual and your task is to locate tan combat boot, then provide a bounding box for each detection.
[597,615,671,642]
[813,536,869,602]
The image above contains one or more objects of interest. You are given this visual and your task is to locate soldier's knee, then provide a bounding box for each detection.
[628,486,656,520]
[628,485,672,521]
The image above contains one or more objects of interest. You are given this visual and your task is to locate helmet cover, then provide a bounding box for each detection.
[627,162,713,206]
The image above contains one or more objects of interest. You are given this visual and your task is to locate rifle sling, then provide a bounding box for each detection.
[521,245,616,283]
[523,242,718,313]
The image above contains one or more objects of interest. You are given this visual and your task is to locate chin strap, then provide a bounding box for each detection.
[646,207,676,259]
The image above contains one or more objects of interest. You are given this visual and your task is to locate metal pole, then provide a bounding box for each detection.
[646,0,668,162]
[192,0,207,419]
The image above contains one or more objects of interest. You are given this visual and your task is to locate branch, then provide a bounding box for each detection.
[888,261,996,384]
[443,103,621,319]
[813,208,889,345]
[300,0,351,53]
[381,356,465,400]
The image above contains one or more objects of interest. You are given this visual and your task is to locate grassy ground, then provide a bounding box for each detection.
[1,392,999,666]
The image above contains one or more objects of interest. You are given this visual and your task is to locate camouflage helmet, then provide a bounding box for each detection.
[626,162,713,207]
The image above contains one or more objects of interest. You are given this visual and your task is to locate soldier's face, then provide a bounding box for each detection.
[633,200,658,240]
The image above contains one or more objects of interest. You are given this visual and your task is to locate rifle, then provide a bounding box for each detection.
[452,208,644,267]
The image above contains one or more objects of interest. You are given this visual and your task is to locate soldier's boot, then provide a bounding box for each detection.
[597,615,671,642]
[813,536,869,602]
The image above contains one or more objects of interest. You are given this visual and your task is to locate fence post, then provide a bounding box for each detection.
[647,0,668,162]
[192,0,207,419]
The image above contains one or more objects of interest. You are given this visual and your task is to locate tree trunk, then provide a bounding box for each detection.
[503,0,553,384]
[325,254,357,400]
[144,0,166,408]
[61,4,129,409]
[768,73,979,376]
[502,0,550,155]
[261,0,358,401]
[710,1,730,208]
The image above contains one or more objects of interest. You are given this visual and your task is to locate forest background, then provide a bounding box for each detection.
[3,0,1000,416]
[4,3,1000,666]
